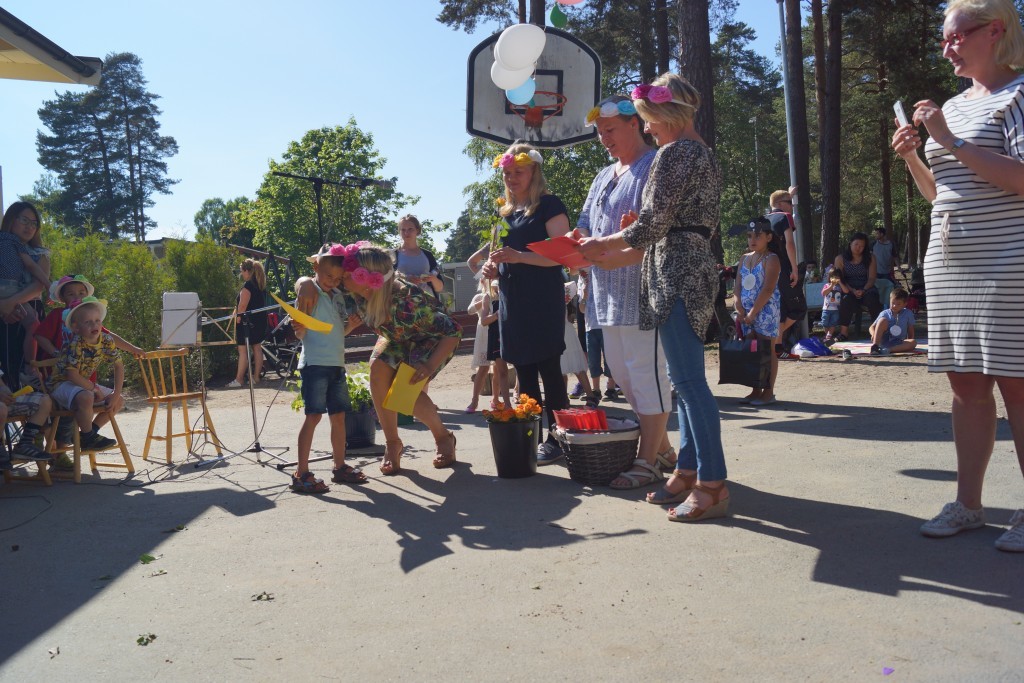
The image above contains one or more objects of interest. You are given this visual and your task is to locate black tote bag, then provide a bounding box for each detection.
[718,323,772,389]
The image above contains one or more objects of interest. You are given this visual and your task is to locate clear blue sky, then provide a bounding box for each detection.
[0,1,781,251]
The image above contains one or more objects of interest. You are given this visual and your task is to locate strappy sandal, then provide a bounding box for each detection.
[667,482,729,522]
[654,447,677,472]
[646,470,696,505]
[331,463,367,484]
[432,431,457,469]
[291,471,330,494]
[609,458,663,490]
[380,439,404,476]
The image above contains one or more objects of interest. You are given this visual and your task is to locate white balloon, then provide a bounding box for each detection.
[494,23,546,70]
[491,59,533,90]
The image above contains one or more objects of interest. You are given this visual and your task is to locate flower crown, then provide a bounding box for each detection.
[323,241,393,290]
[584,99,638,126]
[492,149,544,169]
[630,84,694,108]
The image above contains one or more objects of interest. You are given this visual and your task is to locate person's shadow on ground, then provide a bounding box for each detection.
[726,482,1024,613]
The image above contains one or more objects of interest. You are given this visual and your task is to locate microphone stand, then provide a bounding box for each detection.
[193,305,290,469]
[271,171,394,245]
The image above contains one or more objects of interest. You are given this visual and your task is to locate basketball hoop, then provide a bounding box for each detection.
[508,91,568,129]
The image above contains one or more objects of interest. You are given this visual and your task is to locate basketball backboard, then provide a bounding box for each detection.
[467,27,600,149]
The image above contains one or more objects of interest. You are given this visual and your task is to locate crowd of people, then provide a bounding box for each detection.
[1,0,1021,549]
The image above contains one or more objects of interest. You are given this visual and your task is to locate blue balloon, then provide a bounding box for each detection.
[506,78,536,106]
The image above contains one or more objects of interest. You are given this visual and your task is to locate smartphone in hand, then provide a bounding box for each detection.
[893,100,909,127]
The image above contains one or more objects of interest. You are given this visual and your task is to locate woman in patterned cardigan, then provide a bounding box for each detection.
[578,72,728,523]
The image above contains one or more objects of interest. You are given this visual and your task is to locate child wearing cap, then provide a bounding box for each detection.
[45,296,126,451]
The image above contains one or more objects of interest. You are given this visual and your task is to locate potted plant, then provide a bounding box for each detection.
[289,362,377,448]
[482,394,543,478]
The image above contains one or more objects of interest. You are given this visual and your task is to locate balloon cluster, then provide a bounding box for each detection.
[490,1,585,105]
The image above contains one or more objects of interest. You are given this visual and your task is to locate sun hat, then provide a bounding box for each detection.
[62,296,108,327]
[49,274,95,303]
[306,243,344,264]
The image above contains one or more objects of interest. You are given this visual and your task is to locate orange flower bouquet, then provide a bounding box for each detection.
[482,394,542,423]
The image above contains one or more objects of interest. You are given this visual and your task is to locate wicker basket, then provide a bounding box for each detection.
[553,418,640,486]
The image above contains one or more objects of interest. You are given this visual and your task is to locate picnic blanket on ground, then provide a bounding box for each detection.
[828,339,928,357]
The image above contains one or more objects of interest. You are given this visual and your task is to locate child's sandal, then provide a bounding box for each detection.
[291,472,330,494]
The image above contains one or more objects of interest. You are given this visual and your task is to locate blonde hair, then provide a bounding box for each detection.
[769,190,791,209]
[498,142,548,217]
[633,72,702,132]
[946,0,1024,68]
[350,245,397,329]
[241,258,266,290]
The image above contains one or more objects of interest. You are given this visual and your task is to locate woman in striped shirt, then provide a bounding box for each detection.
[893,0,1024,551]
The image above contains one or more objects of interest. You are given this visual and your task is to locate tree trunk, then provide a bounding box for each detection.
[819,0,842,268]
[784,0,814,264]
[878,63,893,237]
[655,0,670,74]
[529,0,545,26]
[811,0,826,140]
[905,171,916,266]
[518,0,526,24]
[677,0,716,151]
[639,1,656,83]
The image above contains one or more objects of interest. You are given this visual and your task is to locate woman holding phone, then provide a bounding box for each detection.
[892,0,1024,552]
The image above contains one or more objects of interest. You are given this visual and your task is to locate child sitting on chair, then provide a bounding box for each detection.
[45,297,125,451]
[0,369,53,470]
[869,287,917,356]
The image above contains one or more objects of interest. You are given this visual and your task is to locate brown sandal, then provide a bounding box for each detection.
[381,439,404,476]
[667,482,729,522]
[432,431,457,469]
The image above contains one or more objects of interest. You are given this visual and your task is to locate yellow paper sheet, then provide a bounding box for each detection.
[382,362,427,416]
[270,292,333,334]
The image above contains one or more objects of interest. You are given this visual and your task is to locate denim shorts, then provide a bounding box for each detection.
[819,309,840,329]
[299,365,350,415]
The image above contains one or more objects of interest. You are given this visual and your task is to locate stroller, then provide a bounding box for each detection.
[907,267,926,313]
[261,312,301,379]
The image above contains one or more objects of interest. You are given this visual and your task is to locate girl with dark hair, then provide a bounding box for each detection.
[832,232,882,341]
[0,202,50,387]
[733,220,781,406]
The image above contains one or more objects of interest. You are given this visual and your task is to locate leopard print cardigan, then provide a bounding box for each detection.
[620,138,722,336]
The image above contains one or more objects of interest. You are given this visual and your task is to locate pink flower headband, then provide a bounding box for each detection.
[309,241,392,290]
[630,84,694,108]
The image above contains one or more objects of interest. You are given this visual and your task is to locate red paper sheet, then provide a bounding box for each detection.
[526,235,591,270]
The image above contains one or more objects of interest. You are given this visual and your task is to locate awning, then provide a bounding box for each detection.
[0,8,101,85]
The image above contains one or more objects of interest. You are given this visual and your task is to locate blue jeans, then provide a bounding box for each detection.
[658,298,727,481]
[299,365,350,415]
[585,328,611,378]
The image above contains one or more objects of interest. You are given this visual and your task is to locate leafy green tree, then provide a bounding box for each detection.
[194,197,251,243]
[444,210,482,262]
[36,52,178,240]
[235,121,417,265]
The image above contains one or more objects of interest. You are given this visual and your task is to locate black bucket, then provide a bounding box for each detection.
[345,409,377,449]
[488,419,539,478]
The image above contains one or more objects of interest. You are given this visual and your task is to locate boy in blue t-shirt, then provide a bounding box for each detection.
[289,244,369,494]
[869,288,916,355]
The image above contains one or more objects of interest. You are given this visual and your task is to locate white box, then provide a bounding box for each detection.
[161,292,201,347]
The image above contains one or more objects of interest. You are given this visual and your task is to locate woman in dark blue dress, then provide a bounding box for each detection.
[481,143,572,464]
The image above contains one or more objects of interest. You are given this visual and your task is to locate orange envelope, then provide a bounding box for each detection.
[382,362,427,416]
[526,235,591,270]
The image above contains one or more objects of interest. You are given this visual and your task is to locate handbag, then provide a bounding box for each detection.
[718,320,772,388]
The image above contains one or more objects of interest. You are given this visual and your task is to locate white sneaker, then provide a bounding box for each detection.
[920,501,985,538]
[226,379,243,388]
[995,509,1024,552]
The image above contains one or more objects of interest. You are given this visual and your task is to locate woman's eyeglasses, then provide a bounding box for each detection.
[940,22,990,49]
[17,216,39,228]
